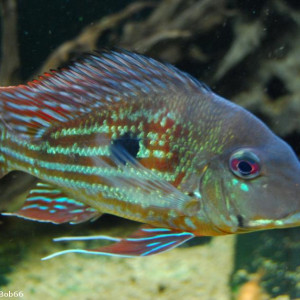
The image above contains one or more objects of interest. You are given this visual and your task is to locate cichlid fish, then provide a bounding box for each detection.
[0,51,300,259]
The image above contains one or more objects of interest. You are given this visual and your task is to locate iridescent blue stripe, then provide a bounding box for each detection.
[142,241,177,256]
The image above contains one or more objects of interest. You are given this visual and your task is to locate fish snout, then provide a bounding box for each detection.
[245,177,300,230]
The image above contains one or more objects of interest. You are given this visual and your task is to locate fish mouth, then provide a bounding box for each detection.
[240,212,300,232]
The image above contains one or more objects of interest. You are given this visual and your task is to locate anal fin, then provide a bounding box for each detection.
[42,225,195,259]
[2,182,100,224]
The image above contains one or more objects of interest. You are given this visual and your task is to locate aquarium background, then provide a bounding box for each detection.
[1,0,300,299]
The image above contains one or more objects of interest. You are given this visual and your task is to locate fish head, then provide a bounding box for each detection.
[196,105,300,235]
[223,141,300,233]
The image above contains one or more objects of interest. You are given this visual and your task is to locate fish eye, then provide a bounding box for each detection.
[229,149,261,179]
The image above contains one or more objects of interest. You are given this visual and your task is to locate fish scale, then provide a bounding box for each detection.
[1,50,300,259]
[0,101,191,226]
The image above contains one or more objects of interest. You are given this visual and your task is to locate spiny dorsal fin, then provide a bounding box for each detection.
[0,50,210,138]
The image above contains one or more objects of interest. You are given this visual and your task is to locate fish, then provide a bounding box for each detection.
[0,50,300,259]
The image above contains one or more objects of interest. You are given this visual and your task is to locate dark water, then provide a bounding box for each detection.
[17,0,132,79]
[1,0,300,299]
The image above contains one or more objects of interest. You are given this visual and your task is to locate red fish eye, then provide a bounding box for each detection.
[229,149,261,179]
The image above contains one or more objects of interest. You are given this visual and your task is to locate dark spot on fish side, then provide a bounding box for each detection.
[265,76,289,101]
[111,132,140,164]
[237,215,244,228]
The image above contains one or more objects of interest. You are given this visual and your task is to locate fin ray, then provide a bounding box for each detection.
[3,181,100,224]
[42,225,195,259]
[0,50,209,138]
[91,146,191,214]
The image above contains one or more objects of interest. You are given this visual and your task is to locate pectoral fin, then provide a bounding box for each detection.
[42,225,195,260]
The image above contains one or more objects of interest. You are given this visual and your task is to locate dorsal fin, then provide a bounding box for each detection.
[0,50,210,138]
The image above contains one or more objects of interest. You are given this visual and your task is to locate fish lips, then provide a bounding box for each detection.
[245,212,300,230]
